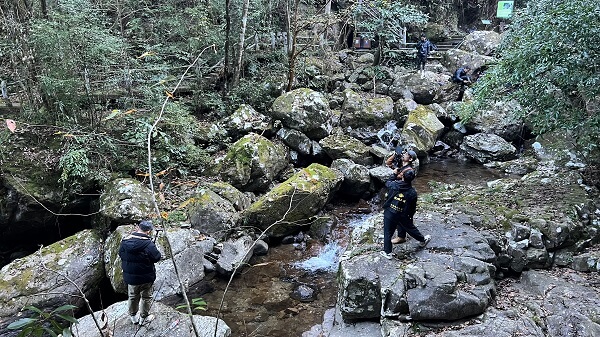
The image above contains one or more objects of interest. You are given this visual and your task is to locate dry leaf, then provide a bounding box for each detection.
[5,119,16,133]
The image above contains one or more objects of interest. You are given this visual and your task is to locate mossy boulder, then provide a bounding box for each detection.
[242,163,343,238]
[0,230,103,320]
[218,133,288,193]
[402,105,445,155]
[185,187,240,239]
[340,89,395,129]
[270,88,333,140]
[221,104,273,139]
[99,178,154,222]
[204,181,251,211]
[319,133,373,166]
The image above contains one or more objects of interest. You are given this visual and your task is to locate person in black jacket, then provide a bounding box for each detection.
[119,220,162,325]
[415,34,437,78]
[380,161,430,259]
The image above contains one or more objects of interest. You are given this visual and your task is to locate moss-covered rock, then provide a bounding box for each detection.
[319,133,373,166]
[186,188,239,239]
[242,163,343,238]
[99,178,155,222]
[218,133,288,193]
[340,89,394,129]
[402,105,445,155]
[0,229,103,320]
[270,88,332,140]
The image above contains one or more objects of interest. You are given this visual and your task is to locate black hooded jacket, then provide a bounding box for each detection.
[382,172,417,223]
[119,232,162,285]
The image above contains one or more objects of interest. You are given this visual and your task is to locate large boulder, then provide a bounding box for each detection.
[99,178,154,223]
[319,133,373,166]
[459,30,502,56]
[218,133,288,193]
[242,163,343,238]
[185,187,240,240]
[331,159,371,199]
[337,211,497,322]
[0,230,104,321]
[442,49,495,73]
[73,301,231,337]
[221,104,273,139]
[339,89,395,129]
[104,226,215,300]
[270,88,333,140]
[391,73,448,105]
[460,133,518,163]
[402,105,445,155]
[203,181,251,212]
[464,100,527,142]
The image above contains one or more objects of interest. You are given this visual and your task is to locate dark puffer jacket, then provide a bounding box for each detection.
[382,172,417,223]
[119,232,162,285]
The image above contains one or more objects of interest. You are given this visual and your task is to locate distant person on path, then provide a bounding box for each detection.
[119,220,161,325]
[380,159,430,259]
[415,34,437,78]
[452,65,472,101]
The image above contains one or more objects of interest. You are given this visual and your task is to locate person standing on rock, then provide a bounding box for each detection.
[386,149,420,244]
[380,161,430,259]
[415,34,437,78]
[119,220,162,325]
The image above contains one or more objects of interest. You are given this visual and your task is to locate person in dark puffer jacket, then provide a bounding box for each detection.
[119,220,161,325]
[380,161,431,259]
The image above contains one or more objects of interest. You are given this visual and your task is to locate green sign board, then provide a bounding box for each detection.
[497,1,514,18]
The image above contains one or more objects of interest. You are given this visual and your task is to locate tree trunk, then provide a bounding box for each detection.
[285,0,300,92]
[233,0,250,87]
[222,0,232,93]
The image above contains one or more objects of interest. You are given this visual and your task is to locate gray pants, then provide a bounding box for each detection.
[128,283,153,318]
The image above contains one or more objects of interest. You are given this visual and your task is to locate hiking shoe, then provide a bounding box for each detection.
[139,314,154,326]
[130,314,139,324]
[379,251,394,260]
[391,237,406,244]
[419,235,431,248]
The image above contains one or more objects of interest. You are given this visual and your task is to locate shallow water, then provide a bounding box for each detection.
[192,158,508,336]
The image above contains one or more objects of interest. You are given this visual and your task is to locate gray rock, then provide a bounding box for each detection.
[460,133,517,164]
[187,188,239,239]
[331,159,371,199]
[270,88,333,140]
[99,178,154,223]
[0,230,103,320]
[216,235,254,276]
[73,301,231,337]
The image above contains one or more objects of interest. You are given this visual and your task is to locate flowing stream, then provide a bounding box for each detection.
[175,158,507,337]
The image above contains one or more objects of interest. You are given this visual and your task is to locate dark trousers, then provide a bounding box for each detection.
[384,209,425,253]
[396,221,425,243]
[416,55,427,70]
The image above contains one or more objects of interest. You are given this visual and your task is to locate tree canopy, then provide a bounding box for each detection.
[467,0,600,157]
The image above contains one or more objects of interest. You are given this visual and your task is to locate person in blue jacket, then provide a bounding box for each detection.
[380,155,431,259]
[119,220,162,325]
[415,34,437,78]
[452,65,472,101]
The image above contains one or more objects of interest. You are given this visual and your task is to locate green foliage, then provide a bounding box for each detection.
[353,0,429,44]
[7,304,78,337]
[29,0,125,120]
[59,149,91,185]
[176,297,208,313]
[468,0,600,156]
